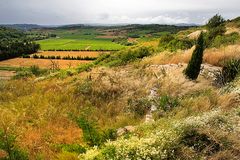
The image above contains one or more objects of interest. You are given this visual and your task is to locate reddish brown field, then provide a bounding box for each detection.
[36,51,104,58]
[0,58,90,69]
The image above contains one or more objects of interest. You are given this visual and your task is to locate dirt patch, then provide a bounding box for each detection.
[0,58,90,69]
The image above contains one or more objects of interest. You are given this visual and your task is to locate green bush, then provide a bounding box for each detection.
[75,116,116,147]
[159,34,193,52]
[76,116,102,147]
[29,65,41,76]
[221,59,240,84]
[210,32,240,48]
[184,32,205,80]
[0,129,29,160]
[128,98,151,117]
[14,70,33,79]
[206,14,225,30]
[205,14,226,47]
[57,144,86,154]
[157,95,179,112]
[32,54,39,59]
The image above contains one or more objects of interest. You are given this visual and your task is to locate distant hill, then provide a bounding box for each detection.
[0,24,45,31]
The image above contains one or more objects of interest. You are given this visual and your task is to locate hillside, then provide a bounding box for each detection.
[0,16,240,160]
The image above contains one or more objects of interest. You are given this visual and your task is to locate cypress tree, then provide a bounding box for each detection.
[184,32,205,80]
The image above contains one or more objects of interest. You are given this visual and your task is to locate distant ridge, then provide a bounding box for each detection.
[0,24,45,30]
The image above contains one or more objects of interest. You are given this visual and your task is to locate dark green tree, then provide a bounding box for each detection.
[184,32,205,80]
[206,14,226,45]
[206,14,225,29]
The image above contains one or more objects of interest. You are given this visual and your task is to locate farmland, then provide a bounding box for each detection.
[35,28,125,51]
[33,25,190,51]
[37,38,125,51]
[35,51,103,58]
[0,58,89,69]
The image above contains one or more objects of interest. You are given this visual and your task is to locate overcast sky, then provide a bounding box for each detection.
[0,0,240,25]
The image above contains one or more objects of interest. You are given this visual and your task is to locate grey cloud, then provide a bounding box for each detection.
[0,0,239,25]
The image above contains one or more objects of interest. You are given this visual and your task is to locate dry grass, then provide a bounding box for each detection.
[19,118,82,159]
[143,44,240,66]
[0,58,90,69]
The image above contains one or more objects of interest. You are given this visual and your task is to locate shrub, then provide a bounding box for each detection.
[206,14,226,47]
[210,32,240,48]
[57,144,86,154]
[184,32,205,80]
[14,70,33,79]
[128,98,151,117]
[221,59,240,84]
[206,14,225,30]
[75,116,116,147]
[77,63,94,73]
[159,34,193,52]
[29,65,41,76]
[76,116,102,147]
[22,54,30,58]
[157,95,179,112]
[32,54,39,59]
[0,129,28,160]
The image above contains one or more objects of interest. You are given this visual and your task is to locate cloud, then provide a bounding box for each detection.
[0,0,239,24]
[97,15,190,24]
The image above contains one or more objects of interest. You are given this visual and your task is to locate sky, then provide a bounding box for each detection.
[0,0,240,25]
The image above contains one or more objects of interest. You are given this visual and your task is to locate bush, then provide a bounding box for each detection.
[206,14,225,30]
[205,14,226,47]
[76,116,102,147]
[210,32,240,48]
[159,34,193,52]
[57,144,86,154]
[221,59,240,84]
[29,65,41,76]
[75,116,116,147]
[32,54,39,59]
[184,32,205,80]
[157,95,179,112]
[14,70,33,79]
[128,98,151,117]
[22,54,30,58]
[0,129,28,160]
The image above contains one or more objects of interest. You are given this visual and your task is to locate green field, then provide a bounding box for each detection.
[37,38,124,51]
[36,28,125,51]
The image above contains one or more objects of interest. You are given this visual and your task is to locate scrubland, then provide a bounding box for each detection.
[1,16,240,160]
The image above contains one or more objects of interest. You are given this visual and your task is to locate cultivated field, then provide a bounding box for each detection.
[0,58,89,69]
[37,38,124,51]
[35,51,104,58]
[35,28,125,51]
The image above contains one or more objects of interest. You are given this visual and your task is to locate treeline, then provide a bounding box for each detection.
[22,54,97,60]
[0,27,40,61]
